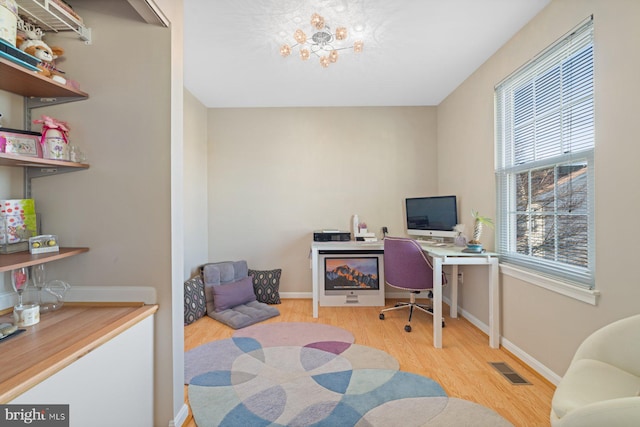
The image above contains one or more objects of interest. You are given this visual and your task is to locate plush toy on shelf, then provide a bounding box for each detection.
[16,35,66,83]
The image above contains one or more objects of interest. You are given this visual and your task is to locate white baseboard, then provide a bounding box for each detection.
[0,291,17,310]
[452,302,490,336]
[280,292,312,299]
[288,292,561,385]
[450,302,561,385]
[385,291,434,300]
[500,337,562,385]
[281,292,435,300]
[66,285,157,304]
[0,286,157,311]
[171,403,190,427]
[29,290,557,386]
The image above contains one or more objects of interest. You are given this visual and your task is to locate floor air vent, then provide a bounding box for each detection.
[489,362,531,385]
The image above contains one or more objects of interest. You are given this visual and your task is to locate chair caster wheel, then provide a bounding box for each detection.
[442,321,446,328]
[379,313,385,320]
[404,325,412,332]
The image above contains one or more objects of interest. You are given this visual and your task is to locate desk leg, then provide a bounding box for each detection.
[488,258,500,348]
[312,249,319,318]
[433,257,443,349]
[450,264,458,318]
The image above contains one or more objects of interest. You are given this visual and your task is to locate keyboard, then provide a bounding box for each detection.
[420,241,452,247]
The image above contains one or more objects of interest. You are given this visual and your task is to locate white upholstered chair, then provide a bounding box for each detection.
[550,313,640,426]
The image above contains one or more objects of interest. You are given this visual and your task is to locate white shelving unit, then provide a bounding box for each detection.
[16,0,91,43]
[0,4,90,269]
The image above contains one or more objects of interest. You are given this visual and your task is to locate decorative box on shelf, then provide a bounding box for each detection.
[0,128,42,157]
[0,0,18,47]
[0,199,37,254]
[29,234,58,254]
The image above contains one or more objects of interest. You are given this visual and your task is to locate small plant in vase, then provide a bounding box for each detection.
[468,210,494,251]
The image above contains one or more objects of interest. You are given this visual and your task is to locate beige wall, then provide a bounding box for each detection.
[207,107,437,293]
[183,89,209,278]
[205,0,640,380]
[438,0,640,377]
[31,3,171,291]
[154,0,186,423]
[0,1,178,423]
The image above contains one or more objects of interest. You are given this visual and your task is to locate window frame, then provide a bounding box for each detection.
[494,17,596,302]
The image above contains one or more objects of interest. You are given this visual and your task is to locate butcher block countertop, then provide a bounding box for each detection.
[0,303,158,403]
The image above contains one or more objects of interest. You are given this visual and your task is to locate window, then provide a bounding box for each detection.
[495,17,595,290]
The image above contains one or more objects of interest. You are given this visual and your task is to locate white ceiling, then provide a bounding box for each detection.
[183,0,550,108]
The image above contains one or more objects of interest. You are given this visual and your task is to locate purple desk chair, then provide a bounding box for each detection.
[379,236,446,332]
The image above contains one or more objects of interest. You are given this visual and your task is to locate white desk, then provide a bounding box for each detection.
[310,241,500,349]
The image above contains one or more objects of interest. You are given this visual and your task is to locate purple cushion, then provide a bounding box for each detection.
[211,276,256,312]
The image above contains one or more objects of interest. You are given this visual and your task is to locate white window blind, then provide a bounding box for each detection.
[495,17,595,289]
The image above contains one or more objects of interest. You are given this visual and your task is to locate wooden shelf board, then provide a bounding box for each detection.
[0,152,89,169]
[0,57,88,99]
[0,247,89,272]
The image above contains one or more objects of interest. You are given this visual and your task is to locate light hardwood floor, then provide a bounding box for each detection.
[184,299,555,426]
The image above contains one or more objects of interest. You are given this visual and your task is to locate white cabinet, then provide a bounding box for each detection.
[10,314,154,426]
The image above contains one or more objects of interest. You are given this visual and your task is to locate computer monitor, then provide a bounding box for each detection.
[318,250,386,307]
[323,256,380,296]
[405,195,458,239]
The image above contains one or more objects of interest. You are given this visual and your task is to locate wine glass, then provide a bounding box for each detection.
[43,280,70,311]
[31,264,47,304]
[11,267,29,308]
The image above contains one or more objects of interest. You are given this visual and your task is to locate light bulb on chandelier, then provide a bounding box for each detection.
[279,13,364,68]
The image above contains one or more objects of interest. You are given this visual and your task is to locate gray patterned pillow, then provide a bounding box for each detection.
[184,275,206,325]
[248,268,282,304]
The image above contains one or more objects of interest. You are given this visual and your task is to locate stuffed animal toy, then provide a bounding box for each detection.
[16,35,65,82]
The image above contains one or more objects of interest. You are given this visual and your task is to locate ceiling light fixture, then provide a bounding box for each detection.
[279,13,363,68]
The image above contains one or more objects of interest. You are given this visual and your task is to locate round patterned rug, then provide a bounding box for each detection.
[185,322,512,426]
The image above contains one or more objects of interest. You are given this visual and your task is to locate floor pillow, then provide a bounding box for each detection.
[184,276,206,325]
[248,268,282,304]
[208,300,280,329]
